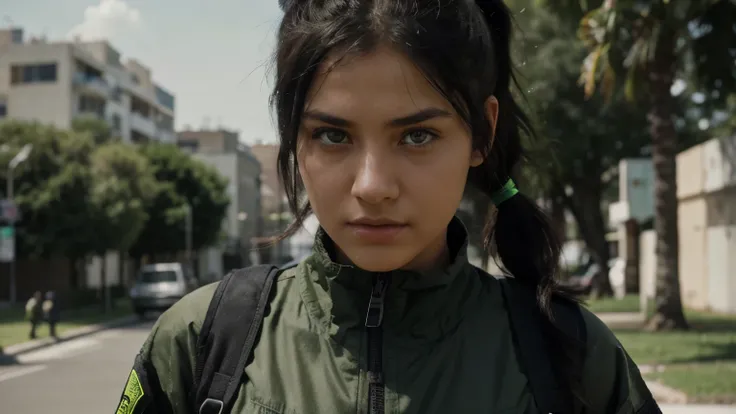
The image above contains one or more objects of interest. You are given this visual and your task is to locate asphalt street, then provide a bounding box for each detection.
[0,320,733,414]
[0,320,152,414]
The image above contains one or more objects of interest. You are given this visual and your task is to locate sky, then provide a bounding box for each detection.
[3,0,284,144]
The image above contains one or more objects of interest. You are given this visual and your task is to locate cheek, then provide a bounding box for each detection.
[298,144,348,207]
[409,156,469,212]
[400,150,469,240]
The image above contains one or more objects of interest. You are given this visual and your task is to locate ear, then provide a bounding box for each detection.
[470,96,499,167]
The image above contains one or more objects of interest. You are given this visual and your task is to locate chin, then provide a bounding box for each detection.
[342,245,415,272]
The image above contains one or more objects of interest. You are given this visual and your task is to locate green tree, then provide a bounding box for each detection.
[577,0,736,330]
[510,1,652,296]
[89,142,157,311]
[0,120,96,285]
[72,116,118,145]
[129,143,230,261]
[710,95,736,137]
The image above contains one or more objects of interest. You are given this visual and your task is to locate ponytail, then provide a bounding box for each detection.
[470,0,560,301]
[470,0,586,407]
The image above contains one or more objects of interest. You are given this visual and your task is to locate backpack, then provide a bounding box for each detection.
[191,265,587,414]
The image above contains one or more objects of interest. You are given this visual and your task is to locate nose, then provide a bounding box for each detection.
[351,150,399,204]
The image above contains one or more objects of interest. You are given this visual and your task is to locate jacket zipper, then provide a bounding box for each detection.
[365,273,389,414]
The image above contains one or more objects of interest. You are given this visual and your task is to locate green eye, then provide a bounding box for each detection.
[313,128,348,144]
[402,130,437,146]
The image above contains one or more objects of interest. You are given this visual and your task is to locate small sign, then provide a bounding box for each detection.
[0,200,19,222]
[0,225,15,262]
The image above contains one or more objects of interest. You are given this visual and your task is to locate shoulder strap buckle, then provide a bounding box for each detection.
[199,398,224,414]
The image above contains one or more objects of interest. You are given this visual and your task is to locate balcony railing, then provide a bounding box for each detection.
[72,73,110,97]
[130,112,156,138]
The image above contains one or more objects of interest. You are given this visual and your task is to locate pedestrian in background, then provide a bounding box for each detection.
[24,290,43,339]
[43,290,60,338]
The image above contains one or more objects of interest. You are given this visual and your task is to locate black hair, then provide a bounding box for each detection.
[271,0,584,405]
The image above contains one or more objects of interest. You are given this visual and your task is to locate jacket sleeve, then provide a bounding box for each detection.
[115,324,178,414]
[115,284,217,414]
[579,309,662,414]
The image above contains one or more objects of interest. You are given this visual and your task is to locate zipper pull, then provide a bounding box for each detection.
[365,273,389,328]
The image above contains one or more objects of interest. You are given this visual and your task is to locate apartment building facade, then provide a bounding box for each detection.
[178,129,262,277]
[250,142,294,262]
[0,28,176,143]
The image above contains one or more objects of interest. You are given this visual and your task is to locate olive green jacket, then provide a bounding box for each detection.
[117,220,656,414]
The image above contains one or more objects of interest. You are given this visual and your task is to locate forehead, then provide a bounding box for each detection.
[305,45,455,116]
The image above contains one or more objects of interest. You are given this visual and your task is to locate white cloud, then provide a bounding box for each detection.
[67,0,141,41]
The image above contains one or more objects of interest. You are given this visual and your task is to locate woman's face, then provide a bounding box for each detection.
[297,45,491,272]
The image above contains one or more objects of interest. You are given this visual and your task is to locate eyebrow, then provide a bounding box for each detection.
[302,107,453,128]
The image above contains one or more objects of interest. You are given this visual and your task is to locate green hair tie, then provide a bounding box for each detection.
[490,179,519,206]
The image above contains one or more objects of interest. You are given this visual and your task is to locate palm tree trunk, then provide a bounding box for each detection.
[646,27,688,331]
[623,219,640,294]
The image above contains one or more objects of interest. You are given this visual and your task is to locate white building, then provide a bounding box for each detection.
[289,214,319,261]
[0,28,176,143]
[178,129,263,280]
[0,28,177,291]
[610,135,736,315]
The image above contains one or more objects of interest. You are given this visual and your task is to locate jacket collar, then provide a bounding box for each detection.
[295,216,482,343]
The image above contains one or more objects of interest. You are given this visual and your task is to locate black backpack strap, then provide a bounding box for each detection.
[192,265,279,414]
[496,275,587,414]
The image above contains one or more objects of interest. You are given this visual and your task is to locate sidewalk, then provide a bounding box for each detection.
[660,404,736,413]
[0,315,138,357]
[595,311,646,329]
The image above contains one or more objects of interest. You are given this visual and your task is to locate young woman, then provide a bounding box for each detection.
[116,1,660,413]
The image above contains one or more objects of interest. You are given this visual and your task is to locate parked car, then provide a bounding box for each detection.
[561,258,624,296]
[129,262,198,318]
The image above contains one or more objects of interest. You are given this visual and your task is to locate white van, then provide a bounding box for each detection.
[129,262,198,318]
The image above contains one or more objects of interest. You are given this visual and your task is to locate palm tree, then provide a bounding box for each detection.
[577,0,736,330]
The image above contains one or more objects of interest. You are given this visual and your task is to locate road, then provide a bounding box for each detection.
[0,321,733,414]
[0,321,152,414]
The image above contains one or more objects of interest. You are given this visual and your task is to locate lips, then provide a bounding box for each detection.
[346,218,408,243]
[348,217,406,226]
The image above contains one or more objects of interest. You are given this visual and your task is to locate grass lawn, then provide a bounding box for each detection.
[0,299,133,349]
[613,311,736,403]
[585,294,641,313]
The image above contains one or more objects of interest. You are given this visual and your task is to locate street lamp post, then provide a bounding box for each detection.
[185,203,193,266]
[6,144,32,305]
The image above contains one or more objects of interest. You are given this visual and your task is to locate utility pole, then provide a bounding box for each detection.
[185,203,193,267]
[3,144,32,305]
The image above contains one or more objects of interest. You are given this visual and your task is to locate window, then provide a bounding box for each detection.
[11,29,23,44]
[177,139,200,153]
[138,270,177,283]
[10,63,58,84]
[155,86,175,111]
[157,114,174,131]
[22,66,35,82]
[38,64,57,81]
[130,96,151,117]
[0,103,6,117]
[111,114,122,130]
[111,87,123,102]
[10,66,23,84]
[78,95,106,117]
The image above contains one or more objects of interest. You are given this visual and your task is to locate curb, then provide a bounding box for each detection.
[646,380,688,404]
[0,314,139,357]
[595,311,647,329]
[659,405,736,414]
